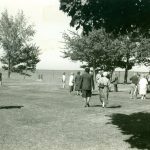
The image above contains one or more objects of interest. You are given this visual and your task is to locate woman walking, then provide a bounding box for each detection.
[98,72,111,108]
[75,71,82,95]
[69,72,74,93]
[139,74,148,99]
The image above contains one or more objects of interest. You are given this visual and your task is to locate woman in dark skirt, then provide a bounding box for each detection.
[75,71,82,95]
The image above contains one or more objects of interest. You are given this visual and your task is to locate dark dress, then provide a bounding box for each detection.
[75,74,82,91]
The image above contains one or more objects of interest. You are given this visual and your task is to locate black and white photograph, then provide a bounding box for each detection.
[0,0,150,150]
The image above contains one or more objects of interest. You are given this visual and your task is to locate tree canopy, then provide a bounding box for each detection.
[62,29,125,72]
[0,10,40,77]
[60,0,150,35]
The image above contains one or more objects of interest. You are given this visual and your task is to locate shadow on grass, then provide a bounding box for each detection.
[92,93,99,96]
[90,104,101,107]
[108,112,150,150]
[107,105,121,108]
[0,106,24,109]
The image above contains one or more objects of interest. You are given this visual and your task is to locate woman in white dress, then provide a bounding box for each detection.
[69,72,74,93]
[138,74,148,99]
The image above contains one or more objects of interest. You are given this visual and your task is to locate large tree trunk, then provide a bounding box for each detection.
[124,67,128,84]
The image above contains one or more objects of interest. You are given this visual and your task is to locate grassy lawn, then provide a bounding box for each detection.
[0,79,150,150]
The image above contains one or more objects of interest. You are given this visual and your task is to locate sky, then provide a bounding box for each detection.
[0,0,83,70]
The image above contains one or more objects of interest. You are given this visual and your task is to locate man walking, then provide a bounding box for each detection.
[129,73,139,99]
[80,68,94,107]
[111,73,119,92]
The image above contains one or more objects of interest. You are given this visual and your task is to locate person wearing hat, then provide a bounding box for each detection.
[80,68,94,107]
[98,72,111,108]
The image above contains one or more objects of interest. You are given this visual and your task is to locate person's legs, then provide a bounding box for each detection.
[69,86,73,93]
[99,88,103,104]
[133,85,138,99]
[63,82,65,88]
[103,87,109,107]
[130,84,134,99]
[84,98,88,107]
[86,97,90,107]
[114,84,118,92]
[83,90,91,107]
[141,94,144,100]
[82,90,88,107]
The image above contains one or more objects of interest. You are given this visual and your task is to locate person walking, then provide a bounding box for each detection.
[98,72,111,108]
[75,71,82,95]
[0,72,2,86]
[69,72,74,93]
[129,73,139,99]
[80,68,94,107]
[62,72,66,88]
[139,74,148,100]
[111,73,119,92]
[96,71,103,104]
[146,72,150,92]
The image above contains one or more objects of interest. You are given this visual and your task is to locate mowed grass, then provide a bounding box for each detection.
[0,78,150,150]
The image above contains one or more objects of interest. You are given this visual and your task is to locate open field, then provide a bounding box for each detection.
[0,77,150,150]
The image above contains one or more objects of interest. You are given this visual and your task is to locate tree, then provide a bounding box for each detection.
[0,10,40,78]
[60,0,150,35]
[60,1,150,82]
[62,29,125,80]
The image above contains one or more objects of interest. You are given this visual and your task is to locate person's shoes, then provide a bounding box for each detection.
[85,103,90,107]
[84,103,88,107]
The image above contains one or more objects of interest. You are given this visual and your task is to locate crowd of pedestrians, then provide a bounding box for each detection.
[61,68,150,108]
[130,73,150,100]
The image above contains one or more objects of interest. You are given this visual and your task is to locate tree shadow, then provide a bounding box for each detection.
[0,106,24,109]
[108,112,150,150]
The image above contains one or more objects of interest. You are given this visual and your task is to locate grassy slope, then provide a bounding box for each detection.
[0,79,150,150]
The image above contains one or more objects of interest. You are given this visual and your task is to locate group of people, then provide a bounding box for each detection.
[62,71,82,95]
[62,69,150,108]
[130,72,150,100]
[62,68,112,108]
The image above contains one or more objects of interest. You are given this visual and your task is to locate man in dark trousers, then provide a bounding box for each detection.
[130,73,139,99]
[111,73,119,92]
[80,68,94,107]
